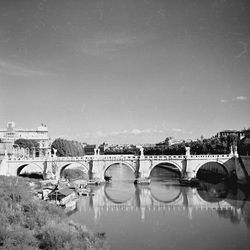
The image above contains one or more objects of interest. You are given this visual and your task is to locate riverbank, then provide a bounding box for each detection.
[0,176,109,249]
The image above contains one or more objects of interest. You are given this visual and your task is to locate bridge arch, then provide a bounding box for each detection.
[59,162,89,179]
[17,163,44,176]
[148,161,182,178]
[194,160,229,179]
[103,161,136,177]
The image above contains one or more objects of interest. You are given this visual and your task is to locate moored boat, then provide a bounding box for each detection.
[77,187,95,196]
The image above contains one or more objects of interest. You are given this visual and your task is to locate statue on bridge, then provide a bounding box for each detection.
[94,148,99,155]
[185,147,190,156]
[52,148,57,157]
[136,146,144,157]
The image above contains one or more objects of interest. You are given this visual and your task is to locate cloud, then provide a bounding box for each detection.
[172,128,193,135]
[131,128,144,135]
[96,32,137,48]
[172,128,183,132]
[79,32,138,56]
[220,96,247,103]
[82,128,166,142]
[80,103,86,113]
[96,131,107,137]
[110,128,163,137]
[220,99,227,103]
[0,59,48,77]
[111,130,128,136]
[233,96,247,101]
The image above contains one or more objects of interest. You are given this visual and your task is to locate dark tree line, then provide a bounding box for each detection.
[238,137,250,155]
[100,134,250,156]
[144,143,186,155]
[104,145,138,155]
[144,134,249,156]
[14,139,39,151]
[188,135,236,155]
[51,138,85,157]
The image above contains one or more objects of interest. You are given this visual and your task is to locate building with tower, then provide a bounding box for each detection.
[0,122,51,158]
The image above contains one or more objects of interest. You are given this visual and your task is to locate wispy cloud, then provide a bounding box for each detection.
[220,96,248,103]
[172,128,183,132]
[78,32,139,57]
[233,96,248,101]
[96,131,107,137]
[85,128,164,139]
[0,59,48,77]
[111,130,129,136]
[131,128,151,135]
[220,99,227,103]
[172,128,193,135]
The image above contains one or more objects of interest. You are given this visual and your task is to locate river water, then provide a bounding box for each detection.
[69,165,250,250]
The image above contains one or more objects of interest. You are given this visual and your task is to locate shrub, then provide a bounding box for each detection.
[0,176,109,249]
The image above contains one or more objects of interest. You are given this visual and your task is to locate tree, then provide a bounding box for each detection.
[51,138,85,157]
[15,139,39,152]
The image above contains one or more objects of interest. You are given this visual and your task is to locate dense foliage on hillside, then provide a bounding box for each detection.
[14,138,39,151]
[104,145,138,155]
[189,135,238,155]
[0,176,108,249]
[144,134,250,155]
[238,137,250,155]
[51,138,85,157]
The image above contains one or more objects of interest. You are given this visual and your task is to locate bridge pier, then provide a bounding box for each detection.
[138,158,152,178]
[91,159,105,181]
[185,158,197,179]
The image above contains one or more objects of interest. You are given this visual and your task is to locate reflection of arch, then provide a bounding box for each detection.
[195,161,229,177]
[104,161,135,176]
[104,183,134,204]
[59,162,89,178]
[17,163,44,176]
[150,186,182,204]
[149,161,182,176]
[197,182,228,203]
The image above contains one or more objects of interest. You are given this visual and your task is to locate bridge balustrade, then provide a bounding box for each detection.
[144,155,185,160]
[189,154,231,159]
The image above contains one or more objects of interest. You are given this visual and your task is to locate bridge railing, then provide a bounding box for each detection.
[7,153,233,162]
[51,155,140,161]
[144,155,185,160]
[100,155,138,160]
[8,156,48,161]
[189,154,231,159]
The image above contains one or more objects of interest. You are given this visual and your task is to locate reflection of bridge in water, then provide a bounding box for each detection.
[77,182,235,220]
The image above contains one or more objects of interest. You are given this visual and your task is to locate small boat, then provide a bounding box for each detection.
[179,177,200,187]
[77,187,95,196]
[134,178,151,185]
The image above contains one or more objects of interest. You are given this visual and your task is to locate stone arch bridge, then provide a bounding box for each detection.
[0,148,244,181]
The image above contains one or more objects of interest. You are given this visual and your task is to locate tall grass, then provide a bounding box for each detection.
[0,176,109,249]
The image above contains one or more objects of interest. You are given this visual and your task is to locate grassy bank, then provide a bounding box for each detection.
[0,176,109,249]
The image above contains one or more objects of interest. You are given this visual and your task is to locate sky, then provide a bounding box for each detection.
[0,0,250,144]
